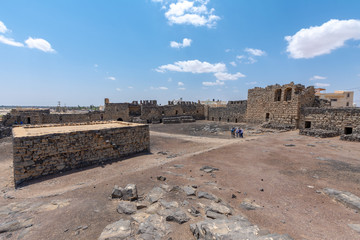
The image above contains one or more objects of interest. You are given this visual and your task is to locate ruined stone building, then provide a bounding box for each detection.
[1,82,359,142]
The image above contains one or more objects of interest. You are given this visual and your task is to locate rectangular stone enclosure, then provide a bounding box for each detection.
[12,121,150,186]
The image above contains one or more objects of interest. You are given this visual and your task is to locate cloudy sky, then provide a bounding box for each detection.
[0,0,359,106]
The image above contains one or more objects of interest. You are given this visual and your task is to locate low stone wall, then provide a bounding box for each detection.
[261,122,295,131]
[162,116,195,124]
[0,126,12,139]
[299,129,339,138]
[340,134,360,142]
[12,121,150,186]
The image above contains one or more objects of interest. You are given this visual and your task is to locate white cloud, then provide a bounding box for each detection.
[108,76,116,81]
[94,64,99,68]
[229,61,236,67]
[314,83,330,87]
[202,80,224,86]
[246,81,258,85]
[150,86,168,90]
[178,81,184,86]
[0,21,8,33]
[0,35,24,47]
[170,38,192,48]
[128,86,133,89]
[116,88,122,91]
[214,72,246,81]
[25,37,55,53]
[225,49,231,53]
[158,0,220,28]
[156,59,226,73]
[178,87,186,90]
[310,75,327,81]
[285,19,360,59]
[245,48,266,56]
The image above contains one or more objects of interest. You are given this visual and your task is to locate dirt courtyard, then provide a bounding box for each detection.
[0,121,359,239]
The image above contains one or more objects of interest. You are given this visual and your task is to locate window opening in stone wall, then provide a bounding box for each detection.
[212,117,214,121]
[227,118,229,122]
[274,89,282,101]
[27,117,31,124]
[162,111,164,114]
[305,121,311,128]
[101,114,104,120]
[284,88,292,101]
[265,113,270,121]
[59,116,62,122]
[159,119,162,123]
[235,118,238,123]
[344,127,352,135]
[330,99,337,101]
[196,110,199,113]
[117,118,123,121]
[347,93,350,98]
[346,102,349,106]
[175,110,178,115]
[219,117,221,121]
[183,110,185,114]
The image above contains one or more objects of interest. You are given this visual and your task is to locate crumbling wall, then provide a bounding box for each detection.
[299,107,360,134]
[140,102,204,123]
[0,126,12,139]
[208,101,247,123]
[2,109,51,126]
[12,121,150,186]
[104,103,130,121]
[246,82,315,128]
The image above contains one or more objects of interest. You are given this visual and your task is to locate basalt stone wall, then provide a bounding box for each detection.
[104,103,130,121]
[12,121,150,186]
[299,107,360,135]
[140,103,205,123]
[208,101,247,123]
[246,82,315,128]
[2,109,51,126]
[42,112,104,124]
[0,126,12,139]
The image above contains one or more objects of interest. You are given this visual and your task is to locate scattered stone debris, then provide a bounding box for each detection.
[98,219,131,240]
[111,184,138,201]
[316,157,332,161]
[190,215,293,240]
[117,201,137,215]
[240,200,262,211]
[197,191,221,202]
[284,144,296,147]
[157,151,168,155]
[183,186,196,196]
[173,164,184,169]
[157,176,167,181]
[200,166,219,173]
[300,129,339,138]
[147,187,166,204]
[323,188,360,211]
[348,224,360,233]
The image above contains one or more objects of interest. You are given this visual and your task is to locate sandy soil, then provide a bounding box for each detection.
[0,121,360,240]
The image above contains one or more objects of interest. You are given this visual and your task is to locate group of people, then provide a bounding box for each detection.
[231,127,244,138]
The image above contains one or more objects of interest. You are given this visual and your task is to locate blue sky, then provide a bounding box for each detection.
[0,0,359,106]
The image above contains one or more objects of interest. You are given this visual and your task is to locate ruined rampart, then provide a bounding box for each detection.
[299,107,360,139]
[12,121,150,186]
[208,101,247,123]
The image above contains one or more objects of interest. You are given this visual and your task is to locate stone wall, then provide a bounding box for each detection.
[0,126,12,139]
[246,82,315,128]
[12,121,150,186]
[299,107,360,135]
[140,103,204,123]
[208,101,247,123]
[104,103,130,121]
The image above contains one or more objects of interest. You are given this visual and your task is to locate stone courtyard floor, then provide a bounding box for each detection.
[0,120,360,239]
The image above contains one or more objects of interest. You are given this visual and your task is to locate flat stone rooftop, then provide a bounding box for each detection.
[12,121,143,138]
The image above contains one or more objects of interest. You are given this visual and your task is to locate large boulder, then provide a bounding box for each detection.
[98,219,131,240]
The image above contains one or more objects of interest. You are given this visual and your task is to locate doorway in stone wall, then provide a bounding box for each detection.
[344,127,353,135]
[265,113,270,121]
[117,118,123,121]
[27,117,31,124]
